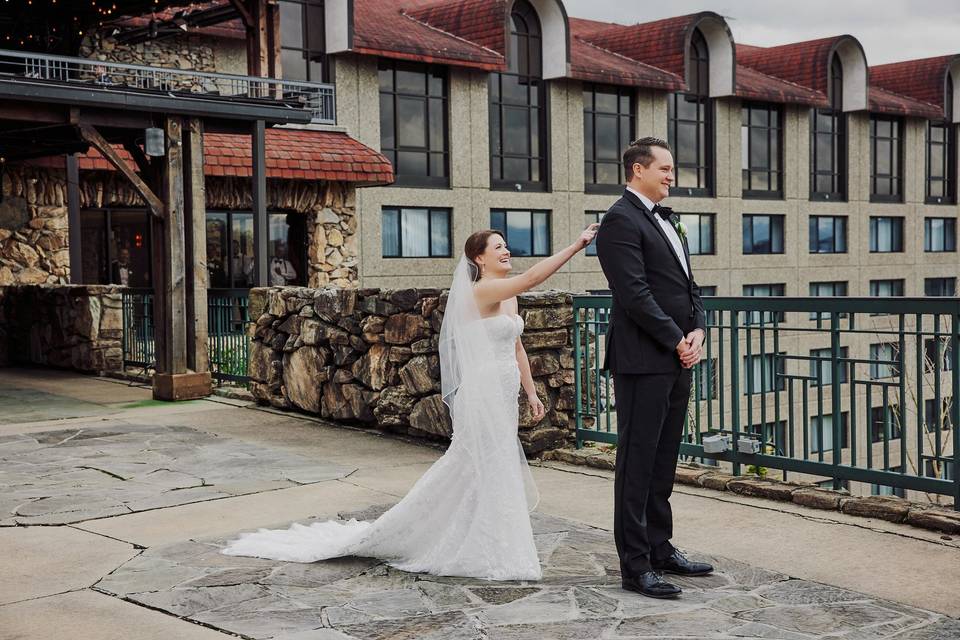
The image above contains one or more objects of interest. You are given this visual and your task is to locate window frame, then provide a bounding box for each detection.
[378,59,450,189]
[923,217,957,252]
[678,213,715,255]
[742,214,785,255]
[583,83,634,194]
[869,216,905,253]
[381,206,453,259]
[924,277,957,297]
[808,215,848,254]
[926,75,957,204]
[869,115,904,203]
[742,101,784,199]
[489,0,548,192]
[668,28,713,198]
[279,0,329,83]
[810,56,847,201]
[490,209,552,257]
[742,283,786,325]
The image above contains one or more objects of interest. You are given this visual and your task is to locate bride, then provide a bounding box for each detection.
[223,224,599,580]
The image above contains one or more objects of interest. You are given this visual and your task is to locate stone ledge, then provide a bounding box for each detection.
[543,447,959,537]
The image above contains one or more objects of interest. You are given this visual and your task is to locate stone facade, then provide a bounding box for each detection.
[0,166,71,286]
[248,286,577,455]
[0,285,123,372]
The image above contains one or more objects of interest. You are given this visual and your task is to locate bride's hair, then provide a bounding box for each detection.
[464,229,502,282]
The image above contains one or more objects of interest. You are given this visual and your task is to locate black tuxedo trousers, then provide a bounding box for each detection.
[613,368,691,574]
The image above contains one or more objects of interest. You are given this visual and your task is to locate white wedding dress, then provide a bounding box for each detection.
[223,277,542,581]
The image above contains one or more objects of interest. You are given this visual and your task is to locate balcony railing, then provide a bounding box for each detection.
[574,295,960,508]
[0,48,335,123]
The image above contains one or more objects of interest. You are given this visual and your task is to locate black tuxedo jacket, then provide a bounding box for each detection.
[596,189,706,374]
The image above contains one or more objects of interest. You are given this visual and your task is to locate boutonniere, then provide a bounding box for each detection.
[673,218,687,241]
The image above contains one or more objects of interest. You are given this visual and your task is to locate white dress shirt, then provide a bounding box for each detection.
[626,186,689,278]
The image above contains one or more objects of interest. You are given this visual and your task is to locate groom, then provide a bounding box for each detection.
[596,137,713,599]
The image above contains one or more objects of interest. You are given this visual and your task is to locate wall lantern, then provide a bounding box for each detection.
[144,127,165,157]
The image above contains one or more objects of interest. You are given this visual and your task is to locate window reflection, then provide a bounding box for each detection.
[79,209,151,287]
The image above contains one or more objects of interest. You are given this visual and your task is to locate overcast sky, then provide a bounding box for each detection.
[563,0,960,66]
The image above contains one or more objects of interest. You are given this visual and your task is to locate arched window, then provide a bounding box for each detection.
[810,55,847,200]
[926,74,956,204]
[668,28,713,196]
[489,0,547,190]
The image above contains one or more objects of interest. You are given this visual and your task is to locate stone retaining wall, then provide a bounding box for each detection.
[248,286,577,455]
[0,285,124,372]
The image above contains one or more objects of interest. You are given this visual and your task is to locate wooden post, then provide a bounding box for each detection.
[66,154,82,283]
[252,119,268,286]
[152,116,211,400]
[183,117,209,374]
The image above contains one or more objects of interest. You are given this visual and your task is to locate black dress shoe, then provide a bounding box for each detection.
[651,550,714,576]
[621,571,682,599]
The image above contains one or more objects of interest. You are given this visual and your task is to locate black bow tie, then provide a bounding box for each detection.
[652,204,674,221]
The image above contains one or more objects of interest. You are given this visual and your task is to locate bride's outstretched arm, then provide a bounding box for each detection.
[475,224,599,307]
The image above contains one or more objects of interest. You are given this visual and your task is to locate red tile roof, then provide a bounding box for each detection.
[870,55,958,115]
[402,0,507,55]
[352,0,504,71]
[58,129,393,186]
[573,13,711,81]
[568,18,683,90]
[736,37,850,97]
[868,86,942,119]
[736,64,827,107]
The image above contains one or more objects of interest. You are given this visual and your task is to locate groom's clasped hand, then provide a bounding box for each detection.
[676,329,704,369]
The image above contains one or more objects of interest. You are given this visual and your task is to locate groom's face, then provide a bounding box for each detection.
[632,146,674,203]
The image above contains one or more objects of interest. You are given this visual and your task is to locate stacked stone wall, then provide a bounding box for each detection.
[0,285,124,372]
[248,287,577,455]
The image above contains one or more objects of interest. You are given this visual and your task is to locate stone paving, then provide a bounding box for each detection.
[95,508,959,640]
[0,424,354,525]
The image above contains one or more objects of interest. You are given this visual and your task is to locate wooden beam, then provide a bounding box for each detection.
[122,139,153,177]
[66,154,82,284]
[252,119,268,286]
[0,101,66,124]
[160,116,188,375]
[227,0,254,28]
[78,124,164,219]
[182,117,209,374]
[268,1,281,83]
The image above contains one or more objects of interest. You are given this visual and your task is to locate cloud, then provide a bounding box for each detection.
[562,0,960,65]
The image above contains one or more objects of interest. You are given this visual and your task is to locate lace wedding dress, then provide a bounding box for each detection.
[223,258,541,581]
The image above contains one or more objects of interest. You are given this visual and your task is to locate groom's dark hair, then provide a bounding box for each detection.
[623,137,672,181]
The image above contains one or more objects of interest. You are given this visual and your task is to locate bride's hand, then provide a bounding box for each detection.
[577,223,600,250]
[527,393,545,422]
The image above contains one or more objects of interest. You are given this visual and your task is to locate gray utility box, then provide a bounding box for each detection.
[702,434,730,454]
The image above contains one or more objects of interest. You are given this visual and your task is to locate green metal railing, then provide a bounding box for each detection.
[120,289,250,385]
[574,295,960,508]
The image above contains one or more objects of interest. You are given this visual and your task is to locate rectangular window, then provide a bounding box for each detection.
[742,214,784,254]
[279,0,328,83]
[583,84,634,192]
[870,405,902,443]
[925,277,957,296]
[80,208,152,287]
[379,60,448,187]
[870,116,903,202]
[743,283,785,324]
[869,343,900,379]
[926,120,956,204]
[924,218,957,252]
[810,108,846,200]
[810,412,850,453]
[742,103,783,198]
[924,337,954,373]
[869,279,905,298]
[743,352,786,394]
[871,466,905,498]
[808,216,847,253]
[490,209,551,257]
[809,347,849,387]
[584,211,604,256]
[381,207,451,258]
[808,281,848,321]
[924,397,954,432]
[695,357,718,401]
[668,92,712,196]
[744,420,788,453]
[923,458,955,480]
[678,213,715,255]
[869,217,904,253]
